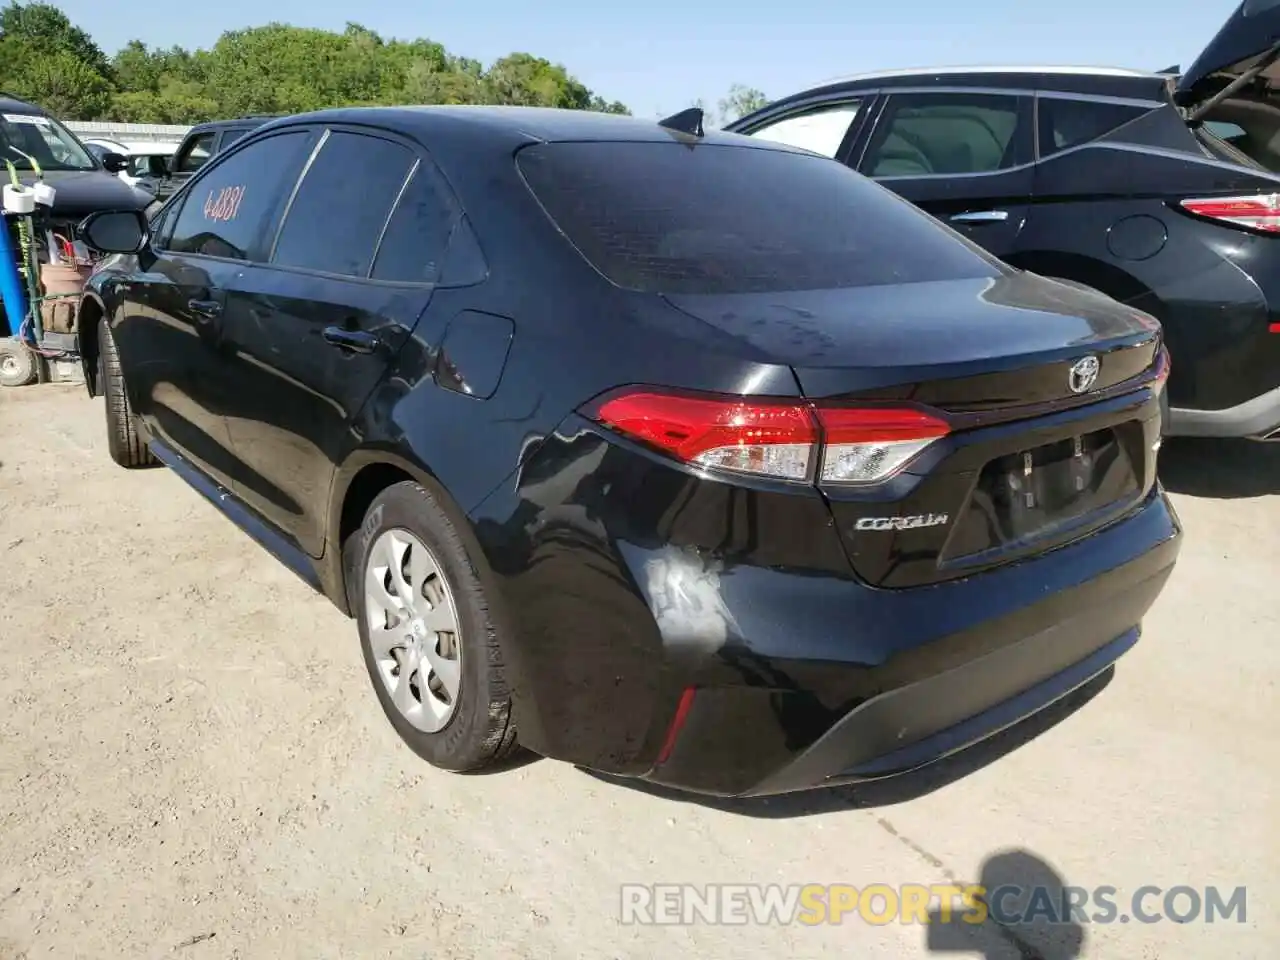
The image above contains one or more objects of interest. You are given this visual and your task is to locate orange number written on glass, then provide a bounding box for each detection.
[203,185,245,223]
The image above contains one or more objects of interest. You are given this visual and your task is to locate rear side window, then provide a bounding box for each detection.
[219,127,253,150]
[273,131,416,278]
[516,141,1003,295]
[370,165,463,283]
[1038,97,1154,157]
[167,131,312,261]
[862,92,1027,176]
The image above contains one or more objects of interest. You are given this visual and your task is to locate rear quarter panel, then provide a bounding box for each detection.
[1019,139,1280,410]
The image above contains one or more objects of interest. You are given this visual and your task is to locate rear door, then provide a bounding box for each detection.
[854,89,1035,257]
[219,126,459,557]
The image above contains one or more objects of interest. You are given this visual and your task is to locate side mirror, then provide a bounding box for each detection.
[78,210,149,254]
[101,152,128,173]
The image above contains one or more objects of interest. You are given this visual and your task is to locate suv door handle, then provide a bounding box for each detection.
[188,298,222,318]
[322,326,380,354]
[950,210,1009,224]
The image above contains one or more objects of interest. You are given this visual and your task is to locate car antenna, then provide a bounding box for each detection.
[658,106,705,138]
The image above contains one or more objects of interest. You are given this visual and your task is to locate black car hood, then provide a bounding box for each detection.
[14,169,151,219]
[1175,0,1280,106]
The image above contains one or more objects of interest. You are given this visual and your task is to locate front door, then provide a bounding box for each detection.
[855,90,1035,258]
[123,127,318,489]
[219,128,456,557]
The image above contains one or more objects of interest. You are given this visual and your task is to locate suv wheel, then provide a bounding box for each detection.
[345,481,518,771]
[99,318,156,468]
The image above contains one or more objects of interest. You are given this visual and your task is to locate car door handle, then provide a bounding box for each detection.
[322,326,380,354]
[950,210,1009,224]
[188,298,222,319]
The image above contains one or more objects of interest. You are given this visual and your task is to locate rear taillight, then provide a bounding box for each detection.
[1180,194,1280,233]
[816,406,950,483]
[591,389,950,485]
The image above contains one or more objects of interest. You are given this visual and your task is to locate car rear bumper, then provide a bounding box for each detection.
[1167,381,1280,439]
[636,487,1181,797]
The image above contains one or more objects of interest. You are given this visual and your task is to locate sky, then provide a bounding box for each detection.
[52,0,1240,118]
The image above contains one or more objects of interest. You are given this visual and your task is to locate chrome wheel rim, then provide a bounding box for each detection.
[364,529,462,732]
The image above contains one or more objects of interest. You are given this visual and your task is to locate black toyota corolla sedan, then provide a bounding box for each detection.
[74,105,1181,797]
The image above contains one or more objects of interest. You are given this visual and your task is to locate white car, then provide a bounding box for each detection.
[83,138,178,197]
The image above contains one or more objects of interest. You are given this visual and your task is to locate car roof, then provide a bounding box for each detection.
[0,95,44,115]
[743,65,1174,118]
[256,104,769,150]
[191,115,279,132]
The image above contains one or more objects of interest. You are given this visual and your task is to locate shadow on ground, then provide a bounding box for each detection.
[1158,437,1280,498]
[583,666,1114,819]
[926,847,1087,960]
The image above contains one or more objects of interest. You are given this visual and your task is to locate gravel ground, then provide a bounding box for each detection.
[0,383,1275,960]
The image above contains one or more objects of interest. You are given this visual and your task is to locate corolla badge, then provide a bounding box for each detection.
[1068,355,1100,394]
[855,514,949,532]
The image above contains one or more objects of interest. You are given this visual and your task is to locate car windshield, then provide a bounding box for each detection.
[516,140,1004,295]
[0,111,96,172]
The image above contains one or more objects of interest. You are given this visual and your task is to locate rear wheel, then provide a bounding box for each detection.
[345,480,517,771]
[99,318,156,468]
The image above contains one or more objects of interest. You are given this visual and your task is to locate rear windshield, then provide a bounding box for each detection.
[516,141,1004,295]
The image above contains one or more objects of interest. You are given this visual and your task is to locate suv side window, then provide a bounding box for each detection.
[174,132,215,174]
[167,130,313,262]
[272,131,417,278]
[1038,97,1153,156]
[218,127,253,150]
[743,101,863,159]
[861,92,1028,177]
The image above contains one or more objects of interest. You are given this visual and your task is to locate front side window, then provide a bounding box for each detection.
[862,92,1026,177]
[517,140,1003,295]
[272,131,417,278]
[0,112,95,171]
[167,131,313,262]
[743,101,862,159]
[175,133,215,174]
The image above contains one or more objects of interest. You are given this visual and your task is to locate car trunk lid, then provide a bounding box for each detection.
[1175,0,1280,110]
[663,272,1166,588]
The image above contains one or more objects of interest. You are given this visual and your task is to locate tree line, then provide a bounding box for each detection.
[0,1,770,126]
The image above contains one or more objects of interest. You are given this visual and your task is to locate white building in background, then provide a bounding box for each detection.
[63,120,190,151]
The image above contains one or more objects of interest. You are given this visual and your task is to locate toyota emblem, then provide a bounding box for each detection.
[1068,356,1100,394]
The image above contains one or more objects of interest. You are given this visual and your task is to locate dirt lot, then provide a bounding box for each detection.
[0,383,1275,960]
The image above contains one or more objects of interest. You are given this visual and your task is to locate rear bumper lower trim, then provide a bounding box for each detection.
[1168,381,1280,439]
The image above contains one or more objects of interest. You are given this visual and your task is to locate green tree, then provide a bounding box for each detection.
[717,83,769,123]
[0,2,635,122]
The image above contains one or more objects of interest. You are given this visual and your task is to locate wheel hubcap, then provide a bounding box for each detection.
[1,355,18,376]
[364,529,462,732]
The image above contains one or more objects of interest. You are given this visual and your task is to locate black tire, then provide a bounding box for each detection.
[98,318,156,468]
[344,480,517,772]
[0,337,36,388]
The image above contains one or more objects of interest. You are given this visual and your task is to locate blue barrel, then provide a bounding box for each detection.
[0,216,30,340]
